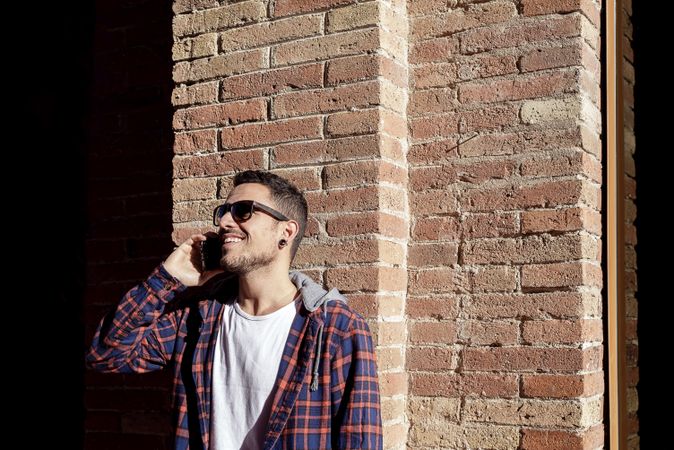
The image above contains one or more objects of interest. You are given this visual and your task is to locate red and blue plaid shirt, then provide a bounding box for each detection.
[85,263,383,449]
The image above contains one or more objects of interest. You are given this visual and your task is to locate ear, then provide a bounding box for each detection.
[280,219,300,243]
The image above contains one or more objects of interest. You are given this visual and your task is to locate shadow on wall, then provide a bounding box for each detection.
[81,0,177,449]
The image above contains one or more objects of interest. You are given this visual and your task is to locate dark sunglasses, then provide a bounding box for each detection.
[213,200,290,225]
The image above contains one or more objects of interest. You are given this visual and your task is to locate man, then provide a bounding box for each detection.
[85,170,383,449]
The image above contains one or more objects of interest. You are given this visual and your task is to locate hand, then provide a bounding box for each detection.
[162,232,225,287]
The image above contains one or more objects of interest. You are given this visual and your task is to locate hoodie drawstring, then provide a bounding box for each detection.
[310,304,328,391]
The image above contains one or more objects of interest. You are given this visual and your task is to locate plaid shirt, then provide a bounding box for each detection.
[85,263,383,449]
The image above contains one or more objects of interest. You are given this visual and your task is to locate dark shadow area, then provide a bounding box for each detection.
[10,1,93,449]
[12,0,176,449]
[81,0,177,448]
[632,1,667,447]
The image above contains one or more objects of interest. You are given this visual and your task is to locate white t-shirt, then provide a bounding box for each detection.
[209,293,301,450]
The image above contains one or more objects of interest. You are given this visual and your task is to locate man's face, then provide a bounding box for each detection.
[216,183,284,275]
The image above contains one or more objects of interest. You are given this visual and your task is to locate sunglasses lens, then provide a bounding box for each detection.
[214,201,254,224]
[232,201,252,221]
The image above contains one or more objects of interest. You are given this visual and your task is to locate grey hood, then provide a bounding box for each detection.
[289,270,348,391]
[288,269,348,312]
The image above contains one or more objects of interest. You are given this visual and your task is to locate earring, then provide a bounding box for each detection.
[279,239,287,248]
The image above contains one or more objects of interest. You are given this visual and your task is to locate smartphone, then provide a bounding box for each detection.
[200,235,222,271]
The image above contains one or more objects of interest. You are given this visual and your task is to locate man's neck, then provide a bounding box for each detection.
[236,266,298,316]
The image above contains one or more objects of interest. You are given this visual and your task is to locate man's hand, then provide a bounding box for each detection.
[162,232,225,287]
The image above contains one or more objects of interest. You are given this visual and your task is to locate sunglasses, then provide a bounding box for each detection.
[213,200,290,225]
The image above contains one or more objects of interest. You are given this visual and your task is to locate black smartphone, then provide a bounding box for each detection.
[200,235,222,271]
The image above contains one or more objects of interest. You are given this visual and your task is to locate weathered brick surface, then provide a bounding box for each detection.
[164,1,621,448]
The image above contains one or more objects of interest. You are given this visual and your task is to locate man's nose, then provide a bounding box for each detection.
[218,209,237,228]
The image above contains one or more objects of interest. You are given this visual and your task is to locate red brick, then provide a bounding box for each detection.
[172,98,266,130]
[407,347,455,371]
[458,70,578,104]
[522,261,602,289]
[406,295,460,320]
[408,242,459,267]
[380,109,407,139]
[173,130,217,154]
[377,347,405,371]
[411,1,516,39]
[457,53,520,81]
[305,186,379,213]
[463,346,602,372]
[521,372,604,398]
[325,266,407,292]
[173,1,267,37]
[412,63,458,89]
[273,29,379,66]
[412,216,461,241]
[173,0,218,15]
[461,211,519,239]
[410,36,460,64]
[409,189,459,215]
[273,81,379,118]
[520,42,584,73]
[326,109,379,137]
[294,238,381,266]
[410,373,518,397]
[172,80,218,106]
[220,63,323,100]
[408,321,458,344]
[460,320,519,346]
[461,179,586,212]
[268,167,322,192]
[470,265,518,292]
[522,0,601,27]
[462,233,594,265]
[220,116,322,149]
[410,104,519,140]
[412,158,519,190]
[219,14,322,52]
[522,319,603,344]
[408,267,465,295]
[273,0,355,17]
[272,135,379,166]
[173,48,268,83]
[408,0,453,17]
[456,127,585,158]
[173,149,264,178]
[344,293,379,319]
[323,160,407,188]
[521,424,604,450]
[408,88,457,116]
[408,139,460,164]
[379,371,407,397]
[460,14,581,54]
[463,291,593,319]
[522,206,600,235]
[325,53,380,85]
[326,211,408,239]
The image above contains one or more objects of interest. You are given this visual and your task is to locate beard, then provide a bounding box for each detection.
[219,242,276,275]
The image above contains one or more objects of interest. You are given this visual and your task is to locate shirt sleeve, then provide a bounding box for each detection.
[84,262,189,374]
[331,313,384,449]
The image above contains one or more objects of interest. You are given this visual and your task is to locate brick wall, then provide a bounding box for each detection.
[81,0,637,447]
[406,0,604,448]
[621,0,639,448]
[171,0,410,447]
[83,0,176,448]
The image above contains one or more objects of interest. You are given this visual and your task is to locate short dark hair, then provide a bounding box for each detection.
[232,170,308,262]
